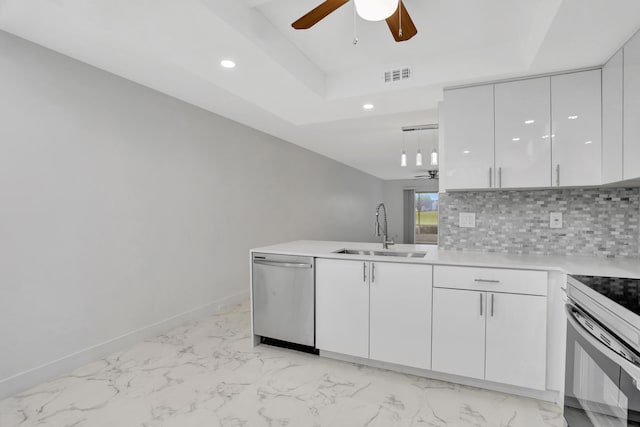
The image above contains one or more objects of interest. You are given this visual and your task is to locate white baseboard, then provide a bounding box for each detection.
[0,290,249,400]
[320,350,561,405]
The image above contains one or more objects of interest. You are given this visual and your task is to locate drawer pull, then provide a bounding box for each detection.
[474,279,500,284]
[363,262,367,283]
[491,293,495,317]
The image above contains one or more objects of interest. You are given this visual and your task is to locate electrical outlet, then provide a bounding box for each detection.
[550,212,563,229]
[459,212,476,228]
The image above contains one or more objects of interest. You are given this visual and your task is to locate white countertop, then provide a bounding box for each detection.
[251,240,640,278]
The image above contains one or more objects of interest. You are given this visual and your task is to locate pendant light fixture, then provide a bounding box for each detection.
[400,131,407,167]
[354,0,398,22]
[400,124,439,169]
[430,128,439,166]
[416,131,423,166]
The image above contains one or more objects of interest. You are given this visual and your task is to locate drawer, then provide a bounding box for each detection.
[434,265,548,296]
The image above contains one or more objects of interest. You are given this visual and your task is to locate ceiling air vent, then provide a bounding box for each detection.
[384,67,411,83]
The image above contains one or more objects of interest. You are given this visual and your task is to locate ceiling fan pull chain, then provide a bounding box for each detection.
[353,1,359,45]
[399,1,403,38]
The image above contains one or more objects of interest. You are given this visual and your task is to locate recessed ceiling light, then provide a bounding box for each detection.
[512,137,521,142]
[220,59,236,69]
[585,140,593,145]
[463,150,470,154]
[524,119,535,124]
[568,115,578,120]
[363,103,374,110]
[542,135,549,139]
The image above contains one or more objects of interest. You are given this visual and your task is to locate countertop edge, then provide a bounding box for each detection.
[249,240,640,279]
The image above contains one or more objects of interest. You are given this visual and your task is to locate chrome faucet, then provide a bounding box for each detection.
[375,203,395,249]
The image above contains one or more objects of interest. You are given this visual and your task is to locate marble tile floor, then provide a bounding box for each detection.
[0,302,563,427]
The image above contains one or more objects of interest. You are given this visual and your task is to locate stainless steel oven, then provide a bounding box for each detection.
[565,275,640,426]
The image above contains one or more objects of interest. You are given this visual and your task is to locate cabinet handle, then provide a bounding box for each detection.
[489,167,492,188]
[474,279,500,284]
[499,167,502,188]
[363,262,366,283]
[480,293,483,317]
[372,263,375,283]
[556,164,560,187]
[491,293,495,317]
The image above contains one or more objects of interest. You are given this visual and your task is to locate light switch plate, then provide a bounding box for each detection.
[550,212,563,229]
[459,212,476,228]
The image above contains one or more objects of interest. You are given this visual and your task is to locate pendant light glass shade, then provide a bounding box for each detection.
[430,149,438,166]
[401,149,407,167]
[354,0,398,21]
[416,149,423,166]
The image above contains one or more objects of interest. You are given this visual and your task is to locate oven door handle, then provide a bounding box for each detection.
[566,303,640,380]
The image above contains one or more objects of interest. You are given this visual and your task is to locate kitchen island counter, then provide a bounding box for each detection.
[251,240,640,278]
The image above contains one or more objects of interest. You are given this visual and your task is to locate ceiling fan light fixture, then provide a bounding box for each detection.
[354,0,398,22]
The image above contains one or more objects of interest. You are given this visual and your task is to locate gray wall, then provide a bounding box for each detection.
[439,188,640,257]
[0,31,383,396]
[382,179,439,244]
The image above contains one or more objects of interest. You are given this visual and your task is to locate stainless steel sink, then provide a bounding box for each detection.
[333,249,426,258]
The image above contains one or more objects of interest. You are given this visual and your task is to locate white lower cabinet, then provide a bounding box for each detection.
[485,292,547,390]
[432,288,486,380]
[316,258,432,369]
[432,266,548,391]
[316,258,369,358]
[369,262,432,369]
[317,260,548,392]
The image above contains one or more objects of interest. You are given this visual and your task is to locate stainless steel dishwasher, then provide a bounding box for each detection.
[252,253,315,350]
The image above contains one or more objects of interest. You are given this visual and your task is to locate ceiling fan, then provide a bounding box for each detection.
[414,171,439,180]
[292,0,417,42]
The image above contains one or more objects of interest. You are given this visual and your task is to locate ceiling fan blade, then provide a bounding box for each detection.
[386,1,417,42]
[292,0,350,29]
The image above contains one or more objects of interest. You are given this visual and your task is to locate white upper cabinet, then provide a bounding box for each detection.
[369,262,432,369]
[603,49,624,184]
[443,68,606,190]
[551,70,602,187]
[624,30,640,180]
[495,77,552,188]
[443,85,495,190]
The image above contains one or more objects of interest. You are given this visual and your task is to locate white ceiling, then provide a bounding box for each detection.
[1,0,640,179]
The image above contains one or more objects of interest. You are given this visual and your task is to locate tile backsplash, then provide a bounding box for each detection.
[439,188,640,258]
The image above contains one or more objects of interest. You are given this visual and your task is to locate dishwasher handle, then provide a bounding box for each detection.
[253,259,313,269]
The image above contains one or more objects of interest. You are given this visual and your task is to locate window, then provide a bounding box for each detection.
[415,192,438,244]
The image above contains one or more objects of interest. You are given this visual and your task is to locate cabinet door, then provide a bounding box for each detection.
[624,31,640,179]
[603,49,624,184]
[551,70,602,187]
[316,259,369,358]
[432,288,486,380]
[495,77,551,188]
[443,85,495,190]
[485,293,547,390]
[369,262,432,369]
